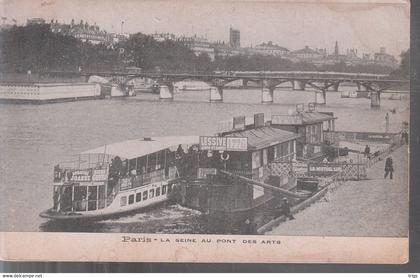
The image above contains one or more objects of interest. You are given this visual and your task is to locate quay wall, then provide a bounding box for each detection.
[0,82,102,103]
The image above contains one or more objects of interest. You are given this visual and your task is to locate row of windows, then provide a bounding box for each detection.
[2,92,40,95]
[120,184,172,207]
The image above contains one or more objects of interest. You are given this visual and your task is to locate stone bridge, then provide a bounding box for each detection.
[45,70,409,107]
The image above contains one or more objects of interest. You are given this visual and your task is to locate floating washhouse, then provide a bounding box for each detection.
[173,113,305,219]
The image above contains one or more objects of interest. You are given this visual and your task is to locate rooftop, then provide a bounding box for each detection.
[82,136,200,159]
[225,126,300,150]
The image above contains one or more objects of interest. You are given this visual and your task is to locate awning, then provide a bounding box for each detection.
[300,112,337,124]
[81,136,200,159]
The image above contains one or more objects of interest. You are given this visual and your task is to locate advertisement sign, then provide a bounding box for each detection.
[308,163,343,176]
[199,136,248,151]
[272,115,303,125]
[197,168,217,179]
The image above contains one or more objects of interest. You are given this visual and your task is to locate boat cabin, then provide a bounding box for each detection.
[271,106,336,160]
[50,136,199,215]
[197,114,301,187]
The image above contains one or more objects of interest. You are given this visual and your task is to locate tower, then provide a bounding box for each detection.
[229,27,240,48]
[334,41,339,56]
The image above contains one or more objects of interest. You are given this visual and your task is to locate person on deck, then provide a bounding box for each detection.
[384,156,394,180]
[280,197,295,220]
[364,145,371,158]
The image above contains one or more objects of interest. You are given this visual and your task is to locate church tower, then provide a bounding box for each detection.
[334,41,339,56]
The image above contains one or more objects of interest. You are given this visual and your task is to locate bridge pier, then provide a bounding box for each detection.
[370,91,380,108]
[315,90,326,105]
[243,79,248,88]
[209,86,223,102]
[261,87,274,103]
[357,83,368,92]
[328,83,340,92]
[293,80,306,91]
[159,85,174,100]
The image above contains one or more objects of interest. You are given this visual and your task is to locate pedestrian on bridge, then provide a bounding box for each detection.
[384,156,394,180]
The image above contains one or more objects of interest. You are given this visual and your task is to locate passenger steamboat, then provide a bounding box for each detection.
[40,136,200,220]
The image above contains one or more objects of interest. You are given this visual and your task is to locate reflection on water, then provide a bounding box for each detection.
[0,86,409,232]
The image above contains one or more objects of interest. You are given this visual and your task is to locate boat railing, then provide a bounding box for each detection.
[60,198,108,213]
[116,166,179,192]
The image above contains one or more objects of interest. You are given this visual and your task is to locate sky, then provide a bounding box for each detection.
[0,0,410,57]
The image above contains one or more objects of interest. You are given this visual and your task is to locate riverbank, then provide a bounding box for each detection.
[266,145,408,237]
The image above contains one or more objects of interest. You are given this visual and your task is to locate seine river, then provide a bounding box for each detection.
[0,86,409,232]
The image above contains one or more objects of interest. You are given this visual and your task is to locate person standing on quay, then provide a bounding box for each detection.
[280,198,295,220]
[384,156,394,179]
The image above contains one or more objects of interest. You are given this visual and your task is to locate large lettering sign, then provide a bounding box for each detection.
[272,115,303,125]
[199,136,248,151]
[197,168,217,179]
[308,163,343,176]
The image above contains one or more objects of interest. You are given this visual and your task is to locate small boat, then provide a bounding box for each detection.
[40,136,199,221]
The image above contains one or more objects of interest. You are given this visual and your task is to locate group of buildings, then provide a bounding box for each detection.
[0,17,129,46]
[152,28,399,68]
[0,17,399,69]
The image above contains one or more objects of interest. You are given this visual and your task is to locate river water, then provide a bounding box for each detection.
[0,86,409,232]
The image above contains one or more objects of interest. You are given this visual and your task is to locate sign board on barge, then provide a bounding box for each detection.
[272,114,303,125]
[199,136,248,151]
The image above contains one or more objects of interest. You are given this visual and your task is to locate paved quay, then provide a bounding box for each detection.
[267,145,409,237]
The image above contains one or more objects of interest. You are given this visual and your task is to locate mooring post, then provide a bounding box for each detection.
[331,82,339,92]
[209,86,223,102]
[261,87,274,103]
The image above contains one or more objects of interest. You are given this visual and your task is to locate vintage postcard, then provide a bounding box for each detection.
[0,0,409,263]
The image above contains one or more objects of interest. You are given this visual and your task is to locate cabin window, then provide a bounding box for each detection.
[262,149,268,165]
[143,191,148,201]
[252,151,261,169]
[156,187,161,197]
[147,153,157,173]
[162,185,167,195]
[136,156,146,174]
[88,186,98,211]
[120,196,127,207]
[74,186,88,212]
[136,192,142,202]
[156,151,164,170]
[149,189,155,198]
[128,194,134,205]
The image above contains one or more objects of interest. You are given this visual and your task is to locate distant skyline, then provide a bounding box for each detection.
[1,0,409,57]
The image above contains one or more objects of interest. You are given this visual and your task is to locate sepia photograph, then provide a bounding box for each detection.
[0,0,410,263]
